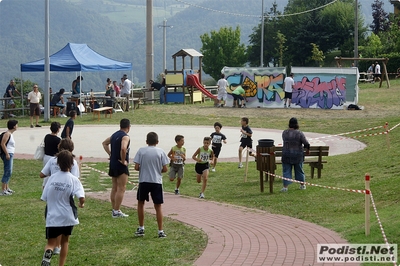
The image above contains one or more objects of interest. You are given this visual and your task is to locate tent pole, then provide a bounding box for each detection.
[21,73,24,116]
[79,71,82,117]
[44,0,50,122]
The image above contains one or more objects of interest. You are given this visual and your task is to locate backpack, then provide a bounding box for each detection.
[347,104,361,110]
[0,132,11,155]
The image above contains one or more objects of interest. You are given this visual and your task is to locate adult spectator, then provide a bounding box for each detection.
[373,61,381,83]
[280,117,310,192]
[1,119,18,195]
[216,74,228,107]
[102,118,131,218]
[28,84,42,128]
[231,85,247,108]
[72,76,83,95]
[149,79,165,104]
[113,81,120,97]
[283,73,295,108]
[43,122,61,166]
[105,78,113,97]
[50,88,67,117]
[4,80,21,117]
[120,74,133,111]
[367,63,375,80]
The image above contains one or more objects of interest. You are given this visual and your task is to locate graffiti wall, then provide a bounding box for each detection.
[222,67,359,109]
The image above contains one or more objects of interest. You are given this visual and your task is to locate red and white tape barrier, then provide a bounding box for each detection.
[265,171,366,194]
[369,191,397,266]
[308,125,384,141]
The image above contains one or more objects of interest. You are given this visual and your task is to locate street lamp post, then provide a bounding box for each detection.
[158,19,173,73]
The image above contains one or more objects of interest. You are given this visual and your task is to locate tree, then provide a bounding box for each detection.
[276,0,364,65]
[275,31,287,67]
[370,0,389,35]
[200,26,247,81]
[310,43,325,66]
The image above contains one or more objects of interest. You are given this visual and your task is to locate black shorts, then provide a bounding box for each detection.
[137,182,163,204]
[108,167,129,177]
[195,162,210,175]
[232,94,244,101]
[212,145,222,158]
[284,92,292,99]
[46,226,74,239]
[374,74,381,78]
[240,140,252,149]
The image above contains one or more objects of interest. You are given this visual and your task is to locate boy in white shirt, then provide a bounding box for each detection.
[133,132,169,238]
[40,150,85,266]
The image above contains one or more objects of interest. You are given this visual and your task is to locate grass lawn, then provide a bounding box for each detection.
[1,80,399,265]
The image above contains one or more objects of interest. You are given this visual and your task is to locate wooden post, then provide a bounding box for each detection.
[384,122,390,149]
[244,148,250,182]
[79,155,83,179]
[365,173,370,236]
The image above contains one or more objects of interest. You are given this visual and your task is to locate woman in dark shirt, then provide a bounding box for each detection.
[43,122,61,166]
[280,117,310,192]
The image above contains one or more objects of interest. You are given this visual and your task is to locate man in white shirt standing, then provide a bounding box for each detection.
[120,74,133,111]
[28,84,42,128]
[283,73,295,108]
[216,74,228,107]
[374,61,381,83]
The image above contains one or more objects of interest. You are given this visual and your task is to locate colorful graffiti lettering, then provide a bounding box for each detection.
[293,76,346,109]
[254,73,284,101]
[221,67,355,109]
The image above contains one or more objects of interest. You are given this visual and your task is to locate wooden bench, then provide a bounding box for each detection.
[274,146,329,179]
[258,146,329,193]
[93,107,113,121]
[131,91,144,109]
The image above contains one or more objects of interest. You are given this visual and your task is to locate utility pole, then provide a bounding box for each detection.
[146,0,154,84]
[354,0,358,66]
[158,19,173,73]
[260,0,264,67]
[44,0,50,121]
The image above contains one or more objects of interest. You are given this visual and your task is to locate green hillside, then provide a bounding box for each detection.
[0,0,391,92]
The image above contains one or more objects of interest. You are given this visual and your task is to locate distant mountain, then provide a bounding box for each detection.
[0,0,393,92]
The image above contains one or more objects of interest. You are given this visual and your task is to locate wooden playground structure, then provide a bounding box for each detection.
[164,49,217,104]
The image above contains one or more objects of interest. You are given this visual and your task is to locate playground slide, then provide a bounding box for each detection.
[186,74,217,99]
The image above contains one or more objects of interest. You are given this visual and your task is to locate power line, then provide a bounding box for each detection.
[174,0,339,18]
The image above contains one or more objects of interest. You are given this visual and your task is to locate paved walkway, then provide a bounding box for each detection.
[89,191,349,266]
[12,125,364,265]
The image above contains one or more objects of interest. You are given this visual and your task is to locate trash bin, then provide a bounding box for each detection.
[258,139,274,147]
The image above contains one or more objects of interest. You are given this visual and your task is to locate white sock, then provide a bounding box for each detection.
[158,230,164,234]
[139,226,144,230]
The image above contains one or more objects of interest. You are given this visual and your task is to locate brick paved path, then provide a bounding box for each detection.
[89,191,350,266]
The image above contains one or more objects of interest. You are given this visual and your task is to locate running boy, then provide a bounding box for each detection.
[192,137,214,199]
[210,122,227,172]
[167,135,186,195]
[40,150,85,266]
[238,117,253,168]
[133,132,169,238]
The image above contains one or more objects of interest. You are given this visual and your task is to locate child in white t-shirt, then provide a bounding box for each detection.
[40,150,85,266]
